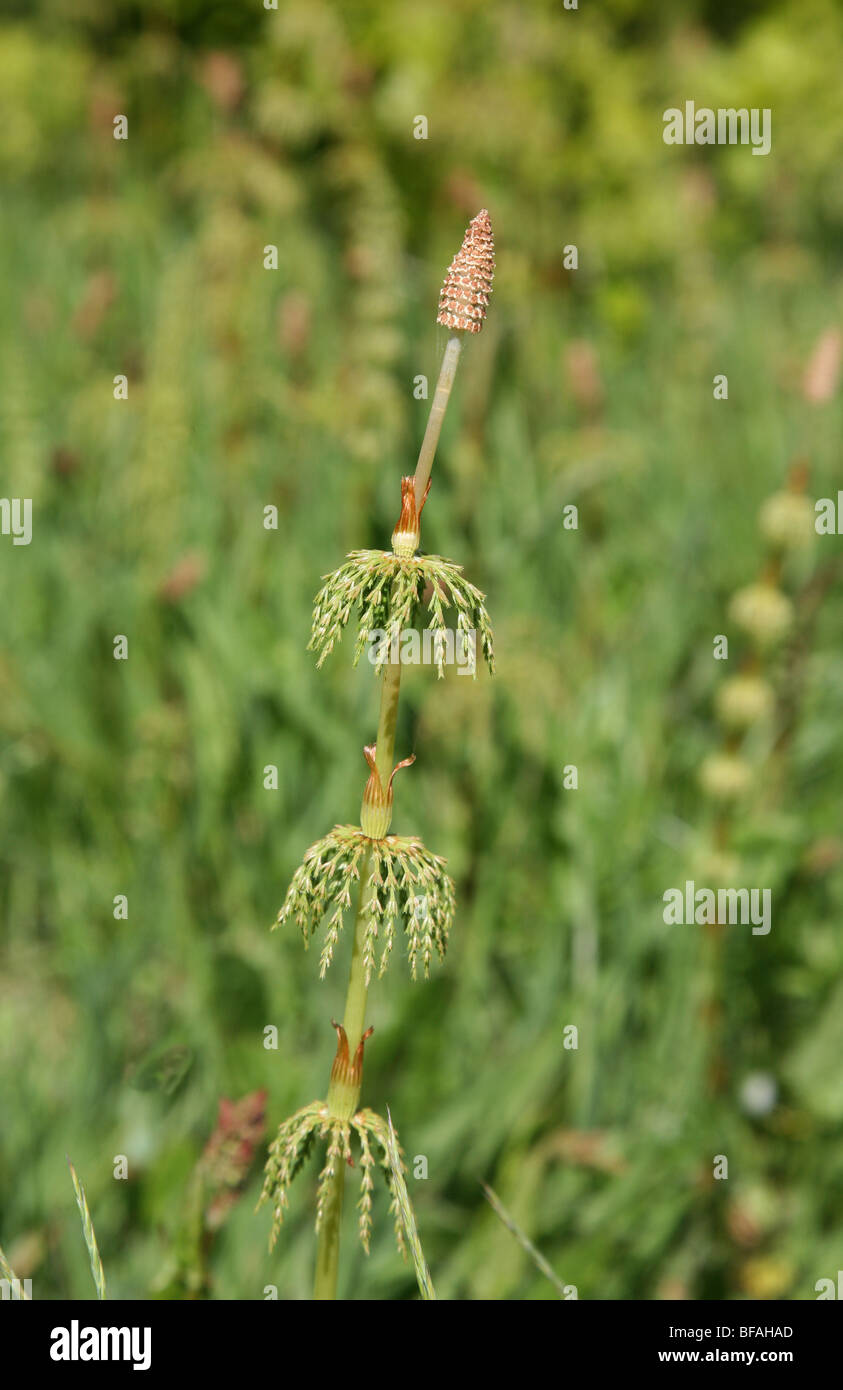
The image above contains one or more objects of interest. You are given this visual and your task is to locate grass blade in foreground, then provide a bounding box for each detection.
[67,1156,107,1300]
[386,1108,436,1301]
[0,1243,31,1298]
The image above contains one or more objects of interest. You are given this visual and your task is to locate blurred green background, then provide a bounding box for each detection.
[1,0,842,1300]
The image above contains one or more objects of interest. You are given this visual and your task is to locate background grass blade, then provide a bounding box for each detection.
[482,1182,569,1299]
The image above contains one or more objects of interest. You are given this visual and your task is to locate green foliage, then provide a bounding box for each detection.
[277,826,454,982]
[310,549,494,678]
[259,1100,408,1260]
[1,0,842,1301]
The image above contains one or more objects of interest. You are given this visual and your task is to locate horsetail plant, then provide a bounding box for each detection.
[259,210,495,1299]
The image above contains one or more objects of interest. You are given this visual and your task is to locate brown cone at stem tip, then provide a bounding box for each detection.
[437,209,495,334]
[392,474,431,558]
[360,744,415,839]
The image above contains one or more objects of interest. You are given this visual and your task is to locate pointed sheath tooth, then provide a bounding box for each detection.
[436,209,495,334]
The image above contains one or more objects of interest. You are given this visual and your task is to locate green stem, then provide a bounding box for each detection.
[374,658,402,795]
[313,323,463,1298]
[313,660,402,1300]
[414,335,462,508]
[312,1159,345,1300]
[338,659,402,1065]
[313,857,373,1300]
[336,847,376,1064]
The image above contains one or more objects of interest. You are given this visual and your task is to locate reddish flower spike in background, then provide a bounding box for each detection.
[201,1089,267,1229]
